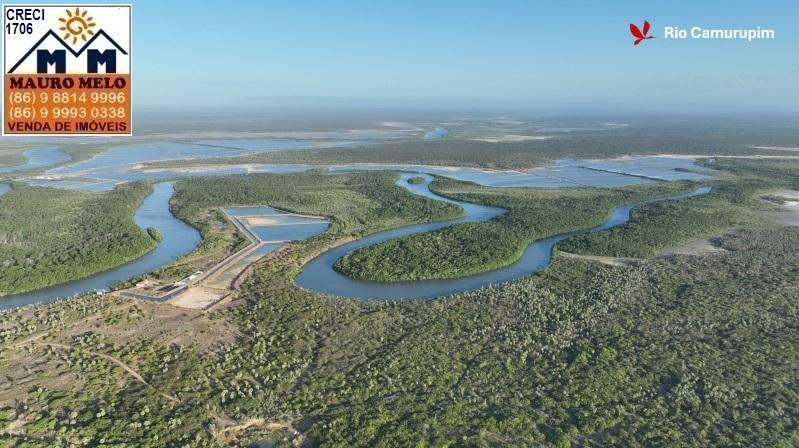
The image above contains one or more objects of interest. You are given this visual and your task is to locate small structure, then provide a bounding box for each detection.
[175,271,203,286]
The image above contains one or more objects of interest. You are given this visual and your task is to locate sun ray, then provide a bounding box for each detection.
[59,7,96,45]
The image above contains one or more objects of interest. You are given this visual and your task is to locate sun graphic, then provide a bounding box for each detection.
[58,7,96,44]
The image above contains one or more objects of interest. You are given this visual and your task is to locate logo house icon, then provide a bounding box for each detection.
[8,7,128,74]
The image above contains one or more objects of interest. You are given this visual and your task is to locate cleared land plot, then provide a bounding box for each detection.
[162,208,329,309]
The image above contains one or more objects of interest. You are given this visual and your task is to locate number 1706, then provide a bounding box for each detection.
[5,23,33,34]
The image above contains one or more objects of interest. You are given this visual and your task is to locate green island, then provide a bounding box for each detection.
[333,158,790,282]
[407,175,426,185]
[0,159,798,447]
[0,182,156,296]
[334,178,693,281]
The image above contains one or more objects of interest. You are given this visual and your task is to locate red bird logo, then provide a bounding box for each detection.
[630,20,655,45]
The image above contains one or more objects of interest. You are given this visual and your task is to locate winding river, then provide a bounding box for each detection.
[1,166,710,309]
[295,172,711,300]
[0,182,200,310]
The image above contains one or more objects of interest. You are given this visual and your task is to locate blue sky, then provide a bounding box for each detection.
[7,0,798,113]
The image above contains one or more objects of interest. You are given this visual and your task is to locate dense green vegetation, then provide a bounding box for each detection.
[560,160,799,257]
[560,179,775,257]
[146,227,163,242]
[170,171,460,240]
[703,157,799,188]
[150,171,462,281]
[0,182,155,295]
[1,158,797,446]
[2,224,797,446]
[335,178,694,281]
[336,158,797,281]
[407,176,425,185]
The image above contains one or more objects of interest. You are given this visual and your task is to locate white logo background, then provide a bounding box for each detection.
[4,5,131,74]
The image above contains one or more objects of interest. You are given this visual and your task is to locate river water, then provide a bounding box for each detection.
[294,172,710,300]
[424,127,448,140]
[327,157,712,188]
[0,148,71,174]
[37,141,317,191]
[0,140,716,308]
[0,182,201,310]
